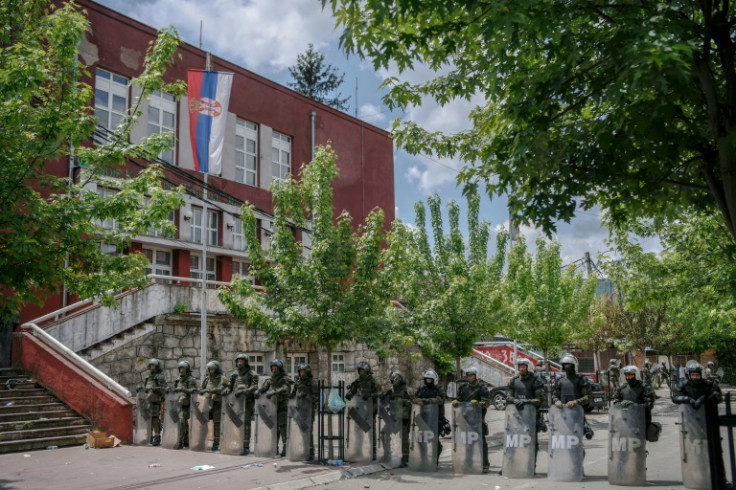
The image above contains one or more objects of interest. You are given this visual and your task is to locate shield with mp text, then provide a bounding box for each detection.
[502,403,537,478]
[408,403,439,472]
[188,393,212,452]
[608,403,647,486]
[254,396,279,457]
[452,402,484,474]
[678,404,710,489]
[547,405,585,482]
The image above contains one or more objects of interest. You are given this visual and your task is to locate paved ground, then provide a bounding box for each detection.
[0,386,732,490]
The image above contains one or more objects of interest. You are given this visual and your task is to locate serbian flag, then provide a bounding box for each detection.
[187,70,233,175]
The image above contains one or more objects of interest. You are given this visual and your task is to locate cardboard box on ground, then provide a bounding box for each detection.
[86,431,121,448]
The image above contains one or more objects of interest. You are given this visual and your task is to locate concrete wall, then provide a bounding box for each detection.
[12,331,134,443]
[90,313,436,394]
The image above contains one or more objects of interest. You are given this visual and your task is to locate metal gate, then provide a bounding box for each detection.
[316,380,346,464]
[709,390,735,489]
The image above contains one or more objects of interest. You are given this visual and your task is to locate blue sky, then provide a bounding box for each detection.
[94,0,636,266]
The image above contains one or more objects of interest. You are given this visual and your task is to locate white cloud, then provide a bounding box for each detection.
[403,154,461,193]
[358,103,388,126]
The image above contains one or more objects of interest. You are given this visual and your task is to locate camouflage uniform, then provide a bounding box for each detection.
[641,361,653,386]
[173,361,198,449]
[258,359,293,456]
[455,369,491,469]
[226,353,259,454]
[142,358,167,446]
[290,363,319,459]
[608,359,621,390]
[383,371,413,466]
[346,361,382,459]
[201,360,226,451]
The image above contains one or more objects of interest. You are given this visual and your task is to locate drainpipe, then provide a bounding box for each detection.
[310,111,316,161]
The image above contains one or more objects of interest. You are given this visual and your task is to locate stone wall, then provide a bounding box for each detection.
[91,313,437,394]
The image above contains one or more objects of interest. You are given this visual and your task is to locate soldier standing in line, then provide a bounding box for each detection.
[452,367,491,473]
[346,361,382,459]
[506,357,547,435]
[552,354,594,440]
[224,353,259,455]
[608,358,621,391]
[139,358,167,446]
[415,369,446,467]
[290,362,319,460]
[256,359,293,457]
[201,360,226,451]
[383,371,413,467]
[642,360,653,386]
[173,360,198,449]
[614,365,656,433]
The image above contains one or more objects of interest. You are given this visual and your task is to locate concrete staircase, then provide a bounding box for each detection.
[0,367,91,453]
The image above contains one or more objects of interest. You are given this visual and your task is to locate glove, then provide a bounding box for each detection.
[253,391,260,399]
[362,394,370,401]
[691,396,704,409]
[555,400,563,409]
[345,393,353,401]
[451,400,459,407]
[266,391,274,399]
[514,399,525,408]
[174,387,183,393]
[234,390,245,398]
[221,389,230,397]
[620,400,633,408]
[200,389,210,395]
[566,400,577,408]
[470,400,478,406]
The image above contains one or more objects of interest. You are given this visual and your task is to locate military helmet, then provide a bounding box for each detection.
[298,363,312,376]
[235,353,250,366]
[517,358,534,372]
[177,360,191,374]
[389,371,404,383]
[609,358,618,365]
[464,367,478,379]
[707,361,715,369]
[148,358,162,372]
[206,360,222,374]
[560,354,578,367]
[622,365,640,380]
[644,360,651,367]
[423,369,439,383]
[687,362,703,376]
[356,361,372,374]
[270,359,284,370]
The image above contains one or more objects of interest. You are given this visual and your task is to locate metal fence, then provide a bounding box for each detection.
[710,390,736,488]
[316,380,346,463]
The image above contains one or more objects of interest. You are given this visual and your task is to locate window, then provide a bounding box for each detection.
[143,247,172,281]
[97,187,119,230]
[232,260,251,279]
[144,198,175,237]
[287,354,308,378]
[232,218,247,251]
[147,90,177,164]
[271,131,291,181]
[235,119,258,186]
[191,208,218,246]
[190,253,216,287]
[248,354,265,375]
[95,68,128,132]
[331,353,346,373]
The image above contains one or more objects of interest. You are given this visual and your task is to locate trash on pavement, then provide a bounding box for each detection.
[191,465,215,471]
[148,463,160,468]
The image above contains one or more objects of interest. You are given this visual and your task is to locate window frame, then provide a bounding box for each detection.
[147,90,177,164]
[271,131,292,182]
[235,119,258,186]
[94,68,129,133]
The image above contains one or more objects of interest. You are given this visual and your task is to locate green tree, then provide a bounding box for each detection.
[324,0,736,241]
[0,0,185,321]
[502,237,597,372]
[393,188,508,375]
[288,43,350,112]
[219,145,406,380]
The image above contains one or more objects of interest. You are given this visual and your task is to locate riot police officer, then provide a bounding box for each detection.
[552,354,594,440]
[383,371,412,467]
[225,353,259,455]
[140,358,167,446]
[608,358,621,390]
[257,359,293,457]
[642,360,653,386]
[173,360,198,449]
[673,362,722,408]
[346,361,382,402]
[705,361,722,385]
[415,368,445,466]
[507,358,547,433]
[453,367,491,472]
[290,362,319,460]
[201,360,226,451]
[613,365,655,432]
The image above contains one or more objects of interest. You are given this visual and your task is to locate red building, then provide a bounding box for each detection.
[20,0,395,324]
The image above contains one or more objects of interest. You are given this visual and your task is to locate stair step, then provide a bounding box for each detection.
[0,416,88,432]
[0,409,77,423]
[0,395,57,405]
[0,389,47,399]
[0,402,66,414]
[0,368,24,376]
[0,424,92,442]
[0,433,88,454]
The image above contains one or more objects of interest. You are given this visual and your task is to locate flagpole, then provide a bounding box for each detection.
[199,52,212,381]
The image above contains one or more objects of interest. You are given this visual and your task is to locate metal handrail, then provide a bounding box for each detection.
[474,341,562,370]
[19,322,133,400]
[471,348,515,373]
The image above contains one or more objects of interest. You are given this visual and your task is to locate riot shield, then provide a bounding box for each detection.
[377,398,403,467]
[286,397,313,461]
[133,391,152,446]
[189,393,212,452]
[408,404,439,472]
[502,403,537,478]
[678,404,710,489]
[345,396,374,463]
[161,391,182,449]
[452,402,484,474]
[608,403,647,486]
[547,405,585,482]
[254,396,278,457]
[220,393,247,455]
